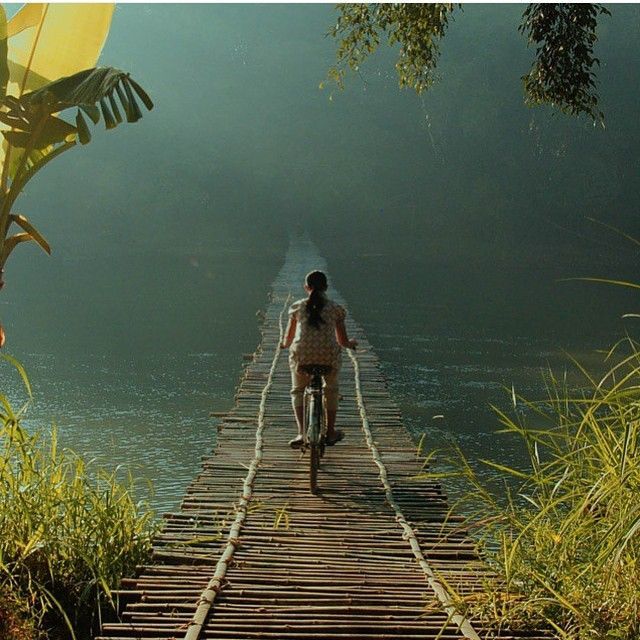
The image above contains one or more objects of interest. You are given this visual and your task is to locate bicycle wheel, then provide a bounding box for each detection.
[307,394,322,494]
[309,443,320,494]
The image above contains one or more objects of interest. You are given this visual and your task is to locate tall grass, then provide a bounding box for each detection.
[425,337,640,639]
[0,357,157,638]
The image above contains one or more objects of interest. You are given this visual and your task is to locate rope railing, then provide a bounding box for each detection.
[99,239,530,640]
[183,295,290,640]
[347,348,482,640]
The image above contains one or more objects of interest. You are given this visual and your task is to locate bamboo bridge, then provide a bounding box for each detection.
[97,240,543,640]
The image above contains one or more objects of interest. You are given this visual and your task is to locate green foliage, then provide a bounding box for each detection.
[0,359,157,638]
[327,3,610,124]
[0,67,153,275]
[326,3,457,93]
[424,338,640,639]
[520,4,611,125]
[0,2,153,305]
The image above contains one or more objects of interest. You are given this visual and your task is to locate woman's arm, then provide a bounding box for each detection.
[335,319,357,350]
[280,315,297,349]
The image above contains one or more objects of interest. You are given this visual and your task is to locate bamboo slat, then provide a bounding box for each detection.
[96,238,547,640]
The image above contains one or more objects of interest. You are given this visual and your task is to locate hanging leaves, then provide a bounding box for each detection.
[327,3,610,123]
[519,4,611,124]
[328,4,457,94]
[0,66,154,176]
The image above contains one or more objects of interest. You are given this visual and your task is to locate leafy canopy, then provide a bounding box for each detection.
[327,3,610,124]
[520,3,610,122]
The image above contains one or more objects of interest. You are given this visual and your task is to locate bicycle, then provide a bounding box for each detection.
[298,363,332,494]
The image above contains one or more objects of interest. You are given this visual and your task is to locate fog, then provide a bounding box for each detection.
[2,3,639,360]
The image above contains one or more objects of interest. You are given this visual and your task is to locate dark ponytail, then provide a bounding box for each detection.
[305,270,327,329]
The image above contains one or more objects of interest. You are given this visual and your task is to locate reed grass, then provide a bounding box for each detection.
[0,357,157,639]
[423,337,640,640]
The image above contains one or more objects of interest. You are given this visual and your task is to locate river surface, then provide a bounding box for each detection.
[3,247,630,513]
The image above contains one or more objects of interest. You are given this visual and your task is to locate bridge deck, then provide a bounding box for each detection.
[97,241,543,640]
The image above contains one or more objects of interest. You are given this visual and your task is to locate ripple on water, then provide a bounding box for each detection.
[3,353,233,513]
[2,331,608,512]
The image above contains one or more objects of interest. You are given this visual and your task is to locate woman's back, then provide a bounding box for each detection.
[288,296,345,366]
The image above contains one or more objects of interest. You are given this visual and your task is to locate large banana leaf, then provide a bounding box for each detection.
[6,4,114,96]
[0,3,115,184]
[0,3,149,342]
[0,66,153,266]
[20,66,152,117]
[1,66,153,175]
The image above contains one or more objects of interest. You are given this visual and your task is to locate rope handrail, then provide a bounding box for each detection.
[183,295,290,640]
[98,240,535,640]
[347,348,482,640]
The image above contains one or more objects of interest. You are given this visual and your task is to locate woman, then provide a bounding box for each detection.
[280,270,357,448]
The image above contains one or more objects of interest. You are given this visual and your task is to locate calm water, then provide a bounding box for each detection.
[1,2,638,516]
[3,249,631,513]
[7,353,234,513]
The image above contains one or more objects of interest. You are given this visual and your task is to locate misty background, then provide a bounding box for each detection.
[1,4,638,508]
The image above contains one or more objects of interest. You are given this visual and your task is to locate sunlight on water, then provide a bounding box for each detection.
[3,330,607,512]
[4,352,235,514]
[4,241,621,515]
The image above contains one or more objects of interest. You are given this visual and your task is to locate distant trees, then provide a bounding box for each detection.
[326,3,610,124]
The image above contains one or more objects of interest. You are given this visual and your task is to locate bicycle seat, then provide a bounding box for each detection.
[298,364,333,376]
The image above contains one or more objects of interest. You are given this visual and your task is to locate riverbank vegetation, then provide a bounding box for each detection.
[0,359,156,639]
[427,337,640,639]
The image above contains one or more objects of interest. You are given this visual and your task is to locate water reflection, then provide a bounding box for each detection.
[5,332,605,512]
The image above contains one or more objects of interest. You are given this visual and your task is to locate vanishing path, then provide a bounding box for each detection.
[98,239,540,640]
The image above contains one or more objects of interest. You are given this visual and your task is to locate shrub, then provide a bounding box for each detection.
[0,357,157,638]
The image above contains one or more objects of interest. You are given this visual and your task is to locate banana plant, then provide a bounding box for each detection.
[0,3,153,346]
[0,67,154,269]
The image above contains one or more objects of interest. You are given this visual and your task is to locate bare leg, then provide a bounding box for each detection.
[290,365,308,442]
[294,405,304,436]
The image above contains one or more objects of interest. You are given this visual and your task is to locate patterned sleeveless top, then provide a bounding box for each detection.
[288,296,346,366]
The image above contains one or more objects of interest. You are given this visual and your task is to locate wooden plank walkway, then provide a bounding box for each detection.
[97,239,543,640]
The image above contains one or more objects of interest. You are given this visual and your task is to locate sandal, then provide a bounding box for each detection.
[325,429,344,446]
[289,435,304,449]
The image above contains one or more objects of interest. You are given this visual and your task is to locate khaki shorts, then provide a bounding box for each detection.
[289,362,340,411]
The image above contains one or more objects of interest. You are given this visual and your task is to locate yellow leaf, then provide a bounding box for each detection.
[7,3,115,96]
[6,3,44,39]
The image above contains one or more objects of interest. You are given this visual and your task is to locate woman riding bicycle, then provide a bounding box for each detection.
[280,270,357,449]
